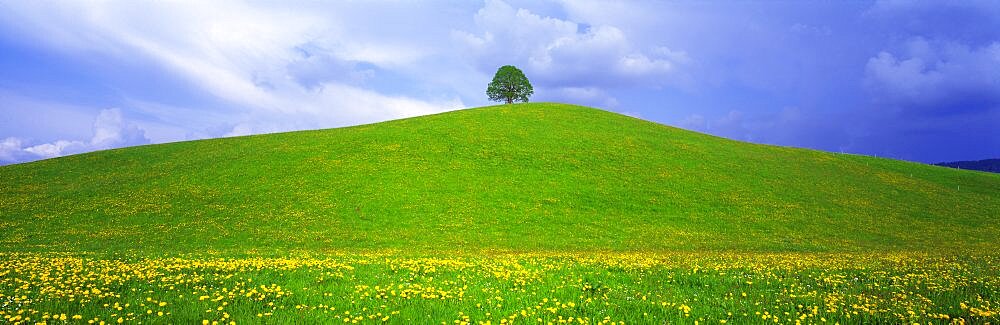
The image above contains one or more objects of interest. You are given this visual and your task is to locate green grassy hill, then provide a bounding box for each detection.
[1,103,997,254]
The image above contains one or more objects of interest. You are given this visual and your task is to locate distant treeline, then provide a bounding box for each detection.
[935,159,1000,174]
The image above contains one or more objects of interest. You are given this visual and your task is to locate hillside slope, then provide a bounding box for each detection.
[1,103,997,253]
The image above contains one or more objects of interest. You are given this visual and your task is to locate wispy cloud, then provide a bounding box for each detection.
[0,1,470,164]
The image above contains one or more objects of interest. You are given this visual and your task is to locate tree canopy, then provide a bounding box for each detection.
[487,65,533,104]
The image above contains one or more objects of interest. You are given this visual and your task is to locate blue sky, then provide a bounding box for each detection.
[1,0,998,165]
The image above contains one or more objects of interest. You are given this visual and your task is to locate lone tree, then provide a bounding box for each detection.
[487,65,533,104]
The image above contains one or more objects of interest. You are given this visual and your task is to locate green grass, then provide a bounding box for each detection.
[1,103,998,324]
[1,103,996,254]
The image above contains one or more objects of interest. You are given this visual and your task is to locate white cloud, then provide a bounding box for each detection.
[1,108,151,164]
[90,108,150,149]
[23,140,87,159]
[0,138,28,163]
[865,38,1000,113]
[214,83,464,138]
[0,0,684,149]
[455,0,689,91]
[0,1,464,141]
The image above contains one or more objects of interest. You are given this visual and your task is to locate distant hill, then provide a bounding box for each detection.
[0,103,997,254]
[935,158,1000,174]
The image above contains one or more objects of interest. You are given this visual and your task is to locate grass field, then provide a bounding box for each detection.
[1,103,998,323]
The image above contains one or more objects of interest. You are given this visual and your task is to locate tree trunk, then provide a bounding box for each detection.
[506,97,513,104]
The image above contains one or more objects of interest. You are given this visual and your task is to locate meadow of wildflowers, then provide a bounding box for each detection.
[0,252,997,324]
[1,104,998,324]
